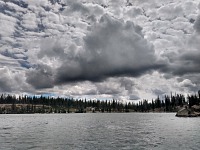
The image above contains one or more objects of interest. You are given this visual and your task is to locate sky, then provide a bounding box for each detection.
[0,0,200,102]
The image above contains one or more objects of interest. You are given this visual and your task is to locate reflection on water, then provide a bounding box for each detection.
[0,113,200,150]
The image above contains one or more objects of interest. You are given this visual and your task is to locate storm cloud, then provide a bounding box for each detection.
[26,64,54,89]
[55,15,162,84]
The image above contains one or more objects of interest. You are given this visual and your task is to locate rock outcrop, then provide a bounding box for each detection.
[176,106,200,117]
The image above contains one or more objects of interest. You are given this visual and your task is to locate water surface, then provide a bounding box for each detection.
[0,113,199,150]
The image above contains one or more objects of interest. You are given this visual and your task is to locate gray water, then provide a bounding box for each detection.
[0,113,199,150]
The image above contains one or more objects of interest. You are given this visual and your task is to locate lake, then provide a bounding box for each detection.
[0,113,199,150]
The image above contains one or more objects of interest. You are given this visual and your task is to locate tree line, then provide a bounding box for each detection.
[0,91,199,114]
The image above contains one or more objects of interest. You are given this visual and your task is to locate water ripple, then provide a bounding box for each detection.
[0,113,199,150]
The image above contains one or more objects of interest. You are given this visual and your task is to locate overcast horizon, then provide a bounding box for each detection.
[0,0,200,102]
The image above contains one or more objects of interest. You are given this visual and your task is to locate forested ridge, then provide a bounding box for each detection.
[0,91,200,114]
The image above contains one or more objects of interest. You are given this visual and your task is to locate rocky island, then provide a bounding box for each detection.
[176,105,200,117]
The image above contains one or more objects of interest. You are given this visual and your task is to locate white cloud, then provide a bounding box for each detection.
[179,79,196,88]
[21,12,38,31]
[0,13,16,37]
[0,67,31,93]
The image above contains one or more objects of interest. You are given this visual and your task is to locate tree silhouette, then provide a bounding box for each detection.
[0,91,199,114]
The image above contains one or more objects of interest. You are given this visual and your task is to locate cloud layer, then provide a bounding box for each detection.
[0,0,200,100]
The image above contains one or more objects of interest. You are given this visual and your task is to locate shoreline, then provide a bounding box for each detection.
[0,103,176,114]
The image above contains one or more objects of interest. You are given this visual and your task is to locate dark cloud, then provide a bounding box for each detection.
[120,77,134,94]
[26,64,54,89]
[18,60,32,69]
[49,0,58,5]
[6,0,28,8]
[38,38,66,59]
[162,57,200,76]
[160,49,200,77]
[95,82,120,95]
[1,50,18,59]
[55,15,162,84]
[152,89,166,96]
[0,78,12,92]
[129,94,140,100]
